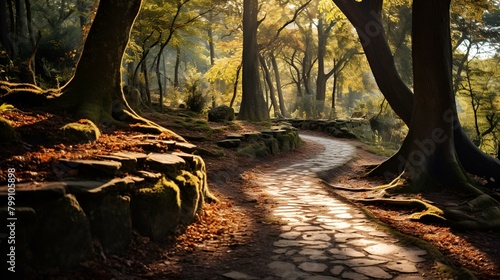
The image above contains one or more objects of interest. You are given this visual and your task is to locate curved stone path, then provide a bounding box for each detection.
[248,134,432,280]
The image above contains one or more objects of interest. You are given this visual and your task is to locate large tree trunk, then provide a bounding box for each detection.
[331,0,500,185]
[57,0,143,123]
[239,0,268,121]
[403,0,474,192]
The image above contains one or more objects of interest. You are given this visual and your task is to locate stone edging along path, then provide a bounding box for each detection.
[228,134,436,280]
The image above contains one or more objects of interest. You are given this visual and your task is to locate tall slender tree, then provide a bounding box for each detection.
[239,0,269,121]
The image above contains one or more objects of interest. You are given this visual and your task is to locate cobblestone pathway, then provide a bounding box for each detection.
[245,134,433,280]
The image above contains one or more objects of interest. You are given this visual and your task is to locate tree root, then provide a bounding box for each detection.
[0,81,60,101]
[113,106,186,142]
[321,180,376,192]
[356,197,446,222]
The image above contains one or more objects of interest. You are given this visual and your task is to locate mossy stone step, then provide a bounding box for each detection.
[96,155,137,172]
[174,142,197,153]
[217,139,241,148]
[112,151,148,165]
[226,134,245,140]
[65,177,136,195]
[146,153,186,174]
[136,139,176,152]
[242,132,262,141]
[136,170,163,181]
[56,159,122,177]
[0,182,66,207]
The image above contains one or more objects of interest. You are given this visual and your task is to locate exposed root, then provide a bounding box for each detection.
[376,173,409,193]
[356,198,446,222]
[0,81,60,99]
[321,179,376,192]
[116,107,186,142]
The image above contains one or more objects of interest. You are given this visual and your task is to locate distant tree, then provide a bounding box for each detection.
[239,0,269,121]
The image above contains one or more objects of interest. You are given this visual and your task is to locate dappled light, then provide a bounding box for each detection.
[0,0,499,279]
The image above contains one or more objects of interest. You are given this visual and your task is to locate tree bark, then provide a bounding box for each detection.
[57,0,143,123]
[270,52,287,117]
[315,16,335,113]
[259,54,279,117]
[332,0,500,185]
[239,0,268,121]
[403,0,474,191]
[174,46,180,88]
[208,11,215,66]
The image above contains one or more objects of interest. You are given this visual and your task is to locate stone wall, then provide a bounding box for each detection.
[216,124,301,157]
[0,135,217,274]
[283,118,374,141]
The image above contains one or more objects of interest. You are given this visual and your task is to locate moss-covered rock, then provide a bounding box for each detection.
[237,142,270,157]
[146,153,186,174]
[60,119,101,142]
[208,105,235,122]
[0,116,18,143]
[31,194,94,269]
[263,138,280,155]
[168,171,202,224]
[78,194,132,255]
[276,134,292,152]
[131,177,181,240]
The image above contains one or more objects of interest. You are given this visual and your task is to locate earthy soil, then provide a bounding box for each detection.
[1,108,499,280]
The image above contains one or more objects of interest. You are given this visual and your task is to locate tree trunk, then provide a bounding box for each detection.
[316,17,327,104]
[331,68,337,117]
[57,0,143,123]
[174,46,180,88]
[302,32,314,96]
[208,11,215,66]
[142,59,151,106]
[270,52,287,117]
[0,0,14,55]
[156,43,168,111]
[400,0,476,192]
[239,0,268,121]
[259,54,279,117]
[332,0,500,185]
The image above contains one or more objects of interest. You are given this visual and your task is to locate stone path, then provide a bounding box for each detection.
[232,134,434,280]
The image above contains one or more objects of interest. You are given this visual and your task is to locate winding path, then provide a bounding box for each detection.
[247,134,433,280]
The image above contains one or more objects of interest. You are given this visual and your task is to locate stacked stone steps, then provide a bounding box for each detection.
[0,135,216,273]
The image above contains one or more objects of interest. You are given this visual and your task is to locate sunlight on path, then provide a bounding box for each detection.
[251,134,431,280]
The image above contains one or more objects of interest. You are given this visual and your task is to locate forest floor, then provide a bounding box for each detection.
[0,107,499,279]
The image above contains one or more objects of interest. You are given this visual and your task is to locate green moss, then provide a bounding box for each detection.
[132,176,181,240]
[227,123,241,130]
[364,144,396,157]
[263,138,279,155]
[0,103,14,113]
[139,177,181,209]
[171,171,202,223]
[237,142,269,157]
[32,194,94,268]
[194,119,208,125]
[60,119,101,142]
